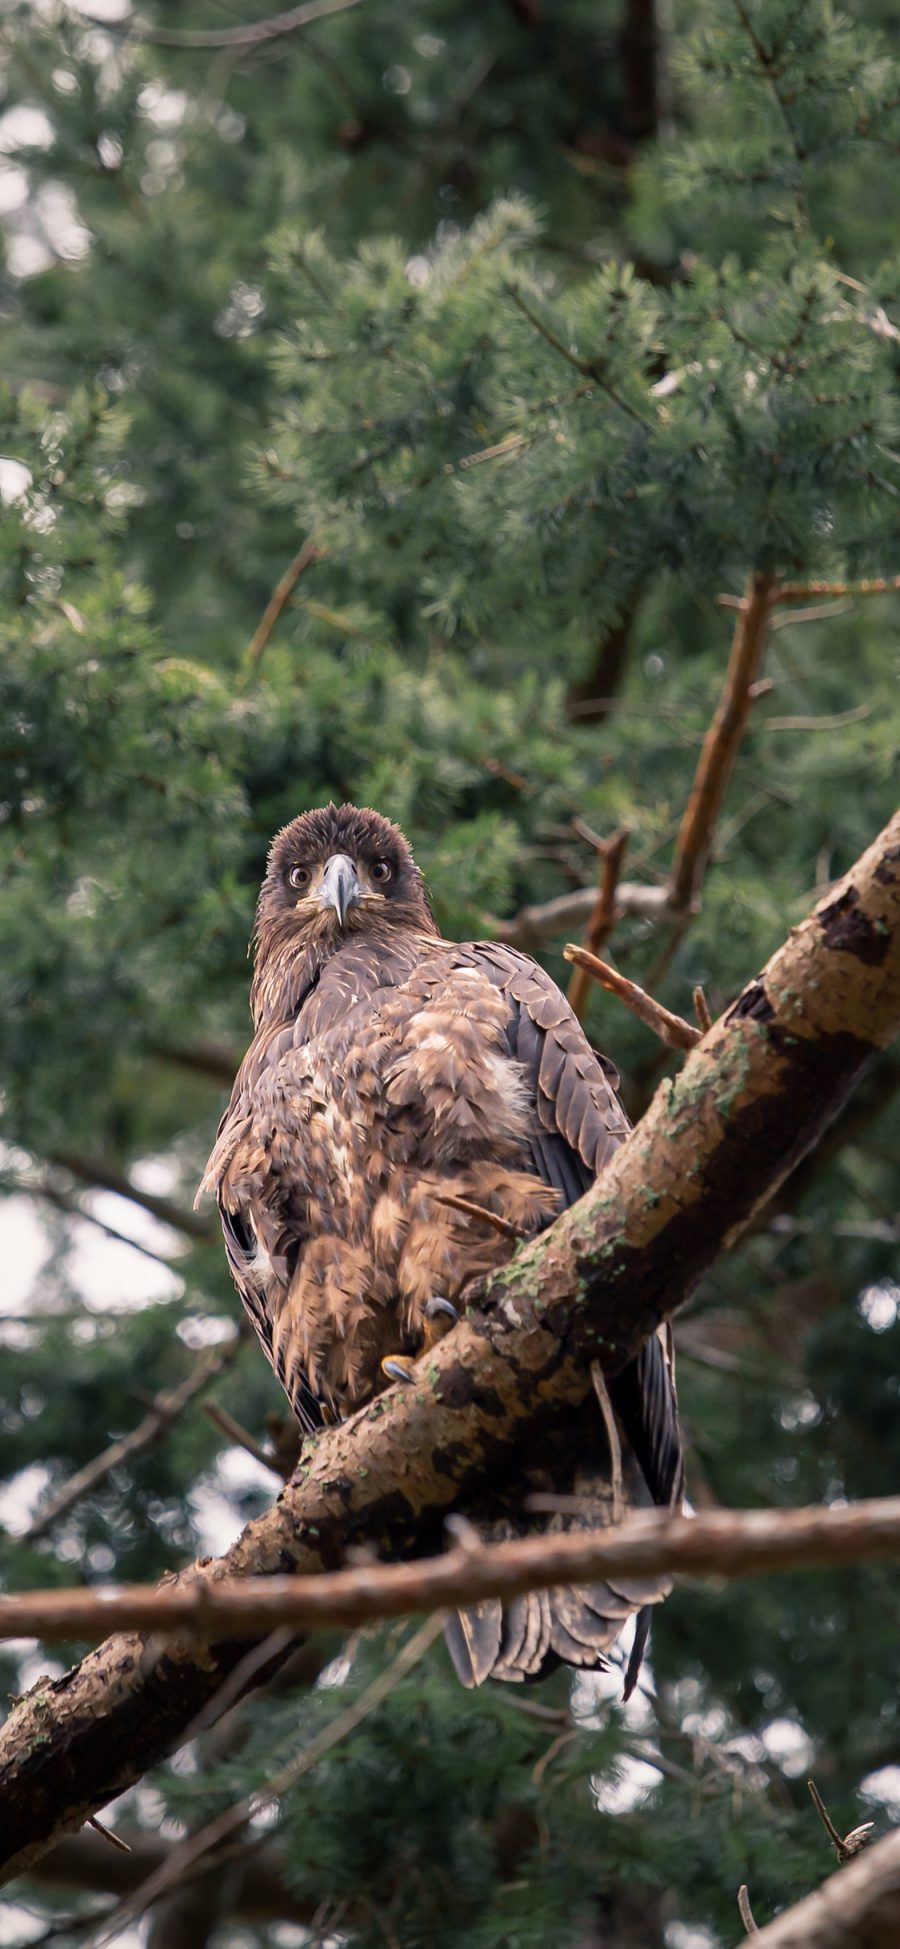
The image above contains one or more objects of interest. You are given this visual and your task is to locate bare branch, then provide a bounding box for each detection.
[567,827,630,1022]
[2,811,898,1877]
[808,1778,875,1864]
[48,1150,214,1243]
[84,0,364,52]
[738,1884,759,1934]
[6,1496,900,1645]
[669,571,775,912]
[23,1330,243,1543]
[244,538,327,674]
[494,879,671,950]
[563,944,701,1050]
[201,1402,285,1478]
[773,574,900,604]
[747,1821,900,1948]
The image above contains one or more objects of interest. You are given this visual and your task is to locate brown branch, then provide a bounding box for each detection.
[6,1496,900,1644]
[567,827,630,1021]
[23,1331,243,1543]
[808,1779,875,1864]
[738,1884,759,1933]
[244,539,327,672]
[563,944,701,1051]
[48,1151,214,1243]
[2,811,899,1877]
[747,1821,900,1948]
[494,879,671,950]
[693,985,713,1032]
[669,571,775,912]
[431,1191,519,1237]
[149,1039,241,1085]
[773,574,900,604]
[201,1402,284,1477]
[88,0,363,51]
[24,1181,178,1269]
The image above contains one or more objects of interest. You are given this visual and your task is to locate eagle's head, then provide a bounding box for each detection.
[254,802,435,955]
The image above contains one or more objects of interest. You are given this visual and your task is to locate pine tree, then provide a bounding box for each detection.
[1,3,899,1944]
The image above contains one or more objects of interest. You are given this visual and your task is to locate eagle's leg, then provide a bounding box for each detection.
[380,1298,460,1387]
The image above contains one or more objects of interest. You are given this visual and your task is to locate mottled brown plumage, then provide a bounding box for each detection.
[201,803,683,1686]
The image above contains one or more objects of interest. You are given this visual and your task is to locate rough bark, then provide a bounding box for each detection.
[747,1822,900,1947]
[1,809,898,1881]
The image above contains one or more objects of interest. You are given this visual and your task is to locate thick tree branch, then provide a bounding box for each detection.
[1,810,898,1879]
[5,1497,900,1644]
[747,1822,900,1947]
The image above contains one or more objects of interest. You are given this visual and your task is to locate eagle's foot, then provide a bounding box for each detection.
[382,1355,417,1386]
[423,1295,459,1351]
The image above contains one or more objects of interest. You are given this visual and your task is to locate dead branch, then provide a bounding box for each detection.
[773,574,900,604]
[2,810,898,1878]
[669,572,775,912]
[48,1150,214,1243]
[244,538,327,672]
[202,1402,284,1477]
[91,0,363,51]
[808,1779,875,1864]
[693,985,713,1032]
[23,1331,243,1543]
[738,1884,759,1933]
[431,1191,519,1236]
[567,827,630,1021]
[563,944,701,1050]
[6,1496,900,1645]
[493,878,671,950]
[747,1821,900,1947]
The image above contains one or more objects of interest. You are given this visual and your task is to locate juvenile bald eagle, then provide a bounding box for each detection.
[201,804,683,1686]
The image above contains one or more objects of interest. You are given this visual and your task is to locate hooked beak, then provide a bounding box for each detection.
[319,853,362,928]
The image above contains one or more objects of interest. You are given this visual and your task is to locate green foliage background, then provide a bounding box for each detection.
[0,2,898,1944]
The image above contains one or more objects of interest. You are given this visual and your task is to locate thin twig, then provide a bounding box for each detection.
[693,986,713,1033]
[87,0,363,51]
[590,1361,624,1524]
[431,1192,518,1237]
[503,283,654,430]
[244,539,327,672]
[202,1401,285,1477]
[24,1332,242,1543]
[9,1497,900,1645]
[738,1883,759,1933]
[669,572,775,913]
[96,1613,445,1946]
[48,1150,213,1242]
[87,1819,131,1856]
[807,1778,875,1864]
[563,945,701,1051]
[567,827,630,1022]
[773,574,900,604]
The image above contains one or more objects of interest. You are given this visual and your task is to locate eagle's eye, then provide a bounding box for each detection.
[370,859,392,884]
[289,863,311,890]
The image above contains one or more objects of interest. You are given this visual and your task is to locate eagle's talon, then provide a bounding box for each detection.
[425,1296,458,1323]
[423,1295,459,1352]
[382,1355,416,1386]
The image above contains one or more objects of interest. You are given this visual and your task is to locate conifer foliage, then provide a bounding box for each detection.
[0,3,898,1944]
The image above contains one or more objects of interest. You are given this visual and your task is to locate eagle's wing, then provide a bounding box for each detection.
[443,941,683,1688]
